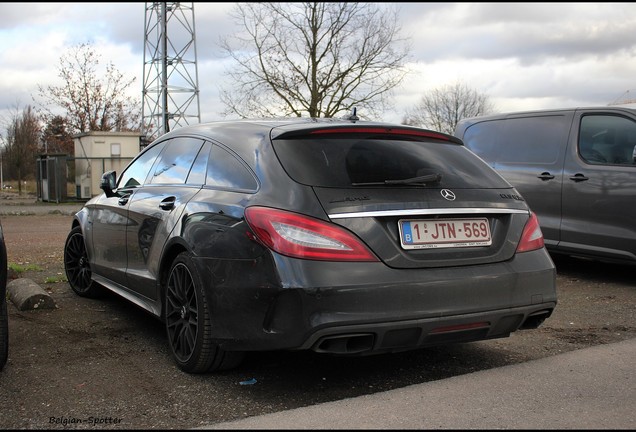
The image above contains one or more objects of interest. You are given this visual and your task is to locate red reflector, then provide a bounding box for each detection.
[430,322,490,334]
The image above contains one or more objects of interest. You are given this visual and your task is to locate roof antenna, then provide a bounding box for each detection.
[347,107,359,122]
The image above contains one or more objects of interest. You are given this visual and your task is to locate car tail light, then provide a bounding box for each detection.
[516,212,545,253]
[244,206,378,261]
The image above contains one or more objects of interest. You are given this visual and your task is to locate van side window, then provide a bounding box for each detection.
[497,116,565,164]
[579,115,636,166]
[462,121,500,162]
[463,116,565,166]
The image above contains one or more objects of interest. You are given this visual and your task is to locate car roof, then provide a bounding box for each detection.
[154,117,463,144]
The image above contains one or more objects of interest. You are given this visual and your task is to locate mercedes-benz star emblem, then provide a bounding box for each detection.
[440,189,456,201]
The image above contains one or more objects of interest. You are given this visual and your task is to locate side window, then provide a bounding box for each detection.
[150,137,205,184]
[117,142,166,189]
[206,144,258,191]
[462,121,501,164]
[498,116,565,164]
[579,115,636,166]
[186,141,211,185]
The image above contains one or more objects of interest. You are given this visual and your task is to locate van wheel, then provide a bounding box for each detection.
[64,226,101,298]
[165,252,244,373]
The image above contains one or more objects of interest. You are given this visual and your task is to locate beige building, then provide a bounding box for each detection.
[74,131,143,199]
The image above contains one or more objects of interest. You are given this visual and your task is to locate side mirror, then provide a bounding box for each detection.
[100,171,117,198]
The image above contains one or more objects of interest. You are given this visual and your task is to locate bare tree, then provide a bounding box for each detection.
[35,43,141,135]
[219,2,410,119]
[2,104,41,195]
[405,82,496,134]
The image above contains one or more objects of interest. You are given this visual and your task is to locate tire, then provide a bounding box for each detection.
[0,295,7,372]
[64,226,102,298]
[165,252,244,373]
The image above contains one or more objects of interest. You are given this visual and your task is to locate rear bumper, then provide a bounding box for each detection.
[194,248,556,354]
[301,303,555,355]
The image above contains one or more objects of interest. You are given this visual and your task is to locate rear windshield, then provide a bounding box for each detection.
[272,134,509,189]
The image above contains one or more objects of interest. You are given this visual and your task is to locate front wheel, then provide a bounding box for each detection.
[64,226,101,298]
[165,252,244,373]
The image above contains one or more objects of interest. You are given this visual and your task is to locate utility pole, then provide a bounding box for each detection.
[142,2,201,145]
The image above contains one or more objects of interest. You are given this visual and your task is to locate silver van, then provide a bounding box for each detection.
[455,107,636,264]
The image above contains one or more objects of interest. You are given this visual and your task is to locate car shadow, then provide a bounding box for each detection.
[550,253,635,286]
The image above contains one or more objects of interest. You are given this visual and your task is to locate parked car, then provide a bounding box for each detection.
[63,117,557,373]
[0,221,8,371]
[455,106,636,265]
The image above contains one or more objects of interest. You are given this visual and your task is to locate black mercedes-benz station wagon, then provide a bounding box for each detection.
[64,117,557,373]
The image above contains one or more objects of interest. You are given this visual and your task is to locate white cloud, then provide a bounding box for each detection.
[1,2,636,130]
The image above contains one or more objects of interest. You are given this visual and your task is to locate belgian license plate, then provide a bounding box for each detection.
[398,218,492,249]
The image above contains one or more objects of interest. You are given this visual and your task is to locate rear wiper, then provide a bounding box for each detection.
[352,173,442,186]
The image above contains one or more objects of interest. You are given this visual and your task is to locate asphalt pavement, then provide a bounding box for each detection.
[200,338,636,430]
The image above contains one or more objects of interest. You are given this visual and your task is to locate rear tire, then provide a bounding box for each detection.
[0,293,7,372]
[64,226,102,298]
[165,252,244,373]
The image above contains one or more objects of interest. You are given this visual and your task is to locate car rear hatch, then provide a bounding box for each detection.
[270,124,530,269]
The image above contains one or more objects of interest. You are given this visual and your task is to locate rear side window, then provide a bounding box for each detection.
[206,144,258,191]
[498,116,565,164]
[272,134,508,188]
[464,116,566,165]
[461,120,501,160]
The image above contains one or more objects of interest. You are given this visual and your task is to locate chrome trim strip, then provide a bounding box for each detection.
[329,208,529,219]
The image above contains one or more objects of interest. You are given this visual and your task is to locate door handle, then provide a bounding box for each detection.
[569,173,589,182]
[537,172,555,180]
[160,196,176,210]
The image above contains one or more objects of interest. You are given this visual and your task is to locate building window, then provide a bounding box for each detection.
[111,143,121,157]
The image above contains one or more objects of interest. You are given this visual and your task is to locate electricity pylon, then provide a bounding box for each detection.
[142,2,201,144]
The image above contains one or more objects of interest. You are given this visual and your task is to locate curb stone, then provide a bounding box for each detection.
[7,278,57,311]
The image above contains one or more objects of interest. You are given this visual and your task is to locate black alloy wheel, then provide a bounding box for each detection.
[64,226,100,298]
[165,252,244,373]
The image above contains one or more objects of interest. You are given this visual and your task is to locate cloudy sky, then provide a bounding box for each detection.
[1,2,635,129]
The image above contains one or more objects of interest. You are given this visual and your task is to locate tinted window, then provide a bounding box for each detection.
[579,115,636,165]
[206,144,258,191]
[150,138,205,184]
[464,116,566,165]
[462,120,501,160]
[118,142,166,189]
[272,135,508,188]
[186,141,211,185]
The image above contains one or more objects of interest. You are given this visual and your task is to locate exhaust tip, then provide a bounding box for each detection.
[520,309,553,329]
[313,333,375,354]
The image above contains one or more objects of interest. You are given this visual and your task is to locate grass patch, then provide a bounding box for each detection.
[9,262,44,274]
[44,275,68,284]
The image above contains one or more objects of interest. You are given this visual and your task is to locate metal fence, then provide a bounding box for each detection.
[36,155,133,203]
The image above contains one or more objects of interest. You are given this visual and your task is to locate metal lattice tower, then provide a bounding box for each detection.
[142,2,200,143]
